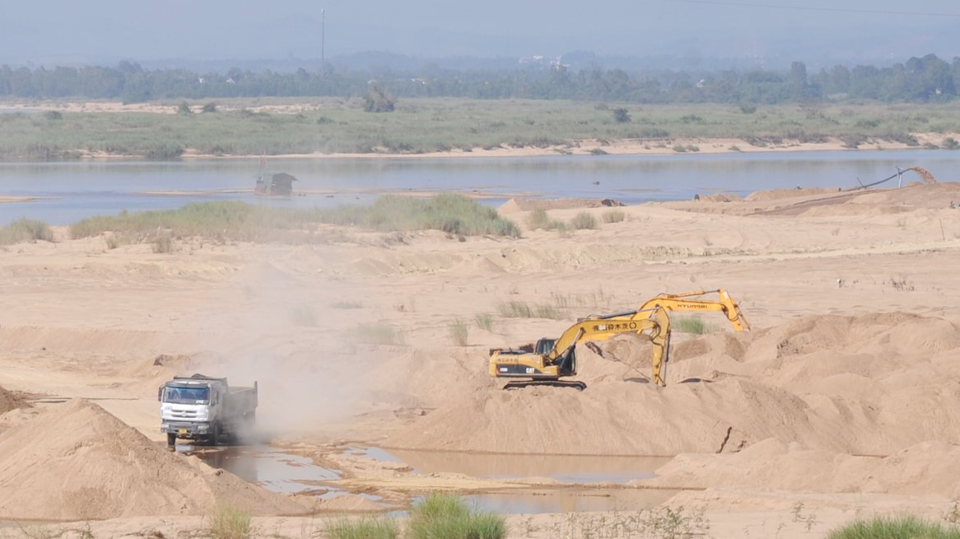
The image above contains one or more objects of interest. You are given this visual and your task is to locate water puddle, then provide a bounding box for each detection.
[187,444,680,514]
[353,447,671,484]
[189,445,339,495]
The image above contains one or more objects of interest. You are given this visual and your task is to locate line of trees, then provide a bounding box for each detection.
[1,54,959,105]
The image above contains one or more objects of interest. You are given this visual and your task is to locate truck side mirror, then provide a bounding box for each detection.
[157,386,163,402]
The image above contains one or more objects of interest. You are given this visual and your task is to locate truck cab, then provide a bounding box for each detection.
[158,374,257,448]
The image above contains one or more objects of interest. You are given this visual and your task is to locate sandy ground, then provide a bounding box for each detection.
[3,182,960,536]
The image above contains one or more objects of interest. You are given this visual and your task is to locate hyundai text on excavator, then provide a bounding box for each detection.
[488,289,749,390]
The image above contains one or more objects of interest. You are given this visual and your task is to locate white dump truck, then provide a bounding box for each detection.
[158,374,258,447]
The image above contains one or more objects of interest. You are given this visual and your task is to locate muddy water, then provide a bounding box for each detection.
[188,445,339,495]
[192,444,681,514]
[354,447,672,484]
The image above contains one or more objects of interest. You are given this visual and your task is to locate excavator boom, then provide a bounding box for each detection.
[639,289,750,331]
[488,289,748,390]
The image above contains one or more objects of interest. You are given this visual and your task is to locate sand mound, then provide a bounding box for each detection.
[745,187,839,202]
[644,438,960,497]
[0,400,309,520]
[386,312,960,457]
[500,198,624,212]
[0,386,28,414]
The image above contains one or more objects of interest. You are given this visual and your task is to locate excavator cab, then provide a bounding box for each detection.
[534,338,556,355]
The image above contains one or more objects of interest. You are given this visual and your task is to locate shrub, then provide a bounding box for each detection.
[143,144,184,160]
[105,235,120,249]
[449,319,469,346]
[571,212,598,230]
[527,208,550,230]
[602,209,625,223]
[201,102,218,113]
[943,137,959,150]
[326,516,399,539]
[612,108,631,123]
[152,235,174,253]
[208,505,252,539]
[0,218,54,245]
[177,101,192,115]
[826,516,960,539]
[408,493,507,539]
[43,110,63,120]
[364,82,396,113]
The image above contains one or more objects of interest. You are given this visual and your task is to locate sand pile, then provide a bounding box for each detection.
[0,400,309,520]
[500,198,625,212]
[0,386,28,415]
[386,312,960,456]
[644,438,960,497]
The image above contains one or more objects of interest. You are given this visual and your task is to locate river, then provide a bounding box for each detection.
[0,150,957,226]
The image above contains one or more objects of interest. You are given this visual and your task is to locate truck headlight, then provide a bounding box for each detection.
[198,424,209,432]
[161,422,170,430]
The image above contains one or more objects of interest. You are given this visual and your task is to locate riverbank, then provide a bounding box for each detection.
[3,98,960,161]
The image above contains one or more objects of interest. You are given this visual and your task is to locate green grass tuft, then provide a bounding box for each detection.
[675,317,715,335]
[408,492,507,539]
[827,516,960,539]
[208,505,253,539]
[449,319,469,346]
[326,515,400,539]
[571,211,598,230]
[0,218,55,245]
[474,313,494,332]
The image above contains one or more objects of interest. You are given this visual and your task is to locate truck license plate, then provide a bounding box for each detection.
[179,428,187,434]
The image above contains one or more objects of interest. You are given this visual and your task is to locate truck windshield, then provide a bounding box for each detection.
[163,386,209,404]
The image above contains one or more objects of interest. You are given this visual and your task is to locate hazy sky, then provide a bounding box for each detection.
[4,1,959,68]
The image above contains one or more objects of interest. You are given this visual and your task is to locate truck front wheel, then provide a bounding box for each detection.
[210,422,221,446]
[166,432,177,448]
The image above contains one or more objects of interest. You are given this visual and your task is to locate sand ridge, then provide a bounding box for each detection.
[0,400,311,520]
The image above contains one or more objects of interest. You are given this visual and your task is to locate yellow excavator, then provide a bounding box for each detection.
[488,289,749,390]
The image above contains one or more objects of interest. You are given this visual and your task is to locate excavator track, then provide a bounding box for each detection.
[502,380,587,391]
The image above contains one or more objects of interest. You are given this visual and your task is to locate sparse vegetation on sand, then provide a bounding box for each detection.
[497,300,565,320]
[69,194,519,244]
[602,209,626,223]
[827,516,960,539]
[407,492,507,539]
[326,515,400,539]
[0,218,55,245]
[208,505,253,539]
[675,317,716,335]
[350,323,405,345]
[449,319,469,346]
[320,193,520,237]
